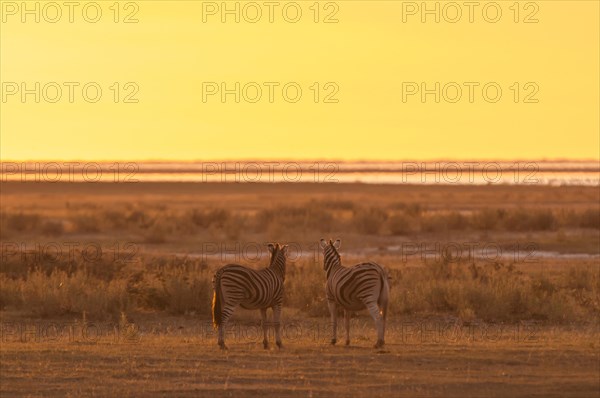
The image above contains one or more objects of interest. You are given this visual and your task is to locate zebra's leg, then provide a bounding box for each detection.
[328,300,337,345]
[218,303,237,350]
[273,305,283,348]
[365,301,384,348]
[380,295,388,347]
[261,308,269,349]
[379,278,390,347]
[344,309,351,346]
[217,323,226,349]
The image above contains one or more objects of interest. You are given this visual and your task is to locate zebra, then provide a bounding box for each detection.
[320,238,390,348]
[212,243,288,349]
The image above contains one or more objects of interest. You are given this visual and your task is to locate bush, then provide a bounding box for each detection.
[103,210,127,229]
[473,208,502,230]
[285,262,328,316]
[144,224,168,244]
[352,206,387,235]
[419,212,469,233]
[579,208,600,229]
[6,212,40,232]
[529,210,556,231]
[318,200,355,211]
[191,208,230,228]
[565,266,595,291]
[446,211,469,230]
[17,269,130,318]
[256,205,334,234]
[72,214,100,233]
[503,208,556,231]
[160,268,213,315]
[390,202,423,217]
[386,261,598,323]
[0,274,22,310]
[127,210,147,225]
[222,214,248,240]
[388,213,414,235]
[420,215,448,233]
[41,220,65,237]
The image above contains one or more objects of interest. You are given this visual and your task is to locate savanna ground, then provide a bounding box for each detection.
[0,182,599,397]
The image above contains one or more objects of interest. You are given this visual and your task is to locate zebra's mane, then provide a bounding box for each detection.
[268,244,286,268]
[267,243,286,280]
[327,240,342,265]
[329,239,342,265]
[269,244,280,266]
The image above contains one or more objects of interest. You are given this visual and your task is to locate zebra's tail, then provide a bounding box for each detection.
[374,264,391,292]
[212,269,223,329]
[384,268,392,292]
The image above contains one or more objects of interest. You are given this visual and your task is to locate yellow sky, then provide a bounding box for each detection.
[1,1,598,161]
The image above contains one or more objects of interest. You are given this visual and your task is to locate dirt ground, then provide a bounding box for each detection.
[1,317,598,397]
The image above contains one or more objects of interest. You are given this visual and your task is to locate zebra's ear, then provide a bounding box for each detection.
[267,243,275,253]
[281,245,289,255]
[333,239,341,250]
[319,239,327,249]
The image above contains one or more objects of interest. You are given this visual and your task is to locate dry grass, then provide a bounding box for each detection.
[1,250,598,325]
[1,320,598,397]
[2,198,598,241]
[1,182,598,321]
[1,182,599,396]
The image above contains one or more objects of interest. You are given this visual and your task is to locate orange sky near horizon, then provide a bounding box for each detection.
[1,1,598,161]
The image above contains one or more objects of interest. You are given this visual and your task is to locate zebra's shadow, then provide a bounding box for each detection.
[319,344,391,353]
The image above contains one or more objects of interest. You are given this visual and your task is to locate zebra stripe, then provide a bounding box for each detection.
[320,238,390,348]
[212,243,288,349]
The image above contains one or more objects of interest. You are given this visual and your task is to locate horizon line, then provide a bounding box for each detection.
[1,158,599,163]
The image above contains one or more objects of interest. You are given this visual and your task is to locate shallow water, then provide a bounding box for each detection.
[2,160,599,185]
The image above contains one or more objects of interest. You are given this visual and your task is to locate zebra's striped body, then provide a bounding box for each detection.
[326,262,389,311]
[212,243,287,349]
[320,239,390,348]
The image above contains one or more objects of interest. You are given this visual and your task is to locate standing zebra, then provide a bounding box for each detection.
[212,243,288,349]
[320,238,390,348]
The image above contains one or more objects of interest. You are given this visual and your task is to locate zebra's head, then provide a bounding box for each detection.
[267,243,288,278]
[319,238,342,272]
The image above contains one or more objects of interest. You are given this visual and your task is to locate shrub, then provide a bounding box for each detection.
[103,210,127,229]
[565,266,595,291]
[144,224,168,244]
[41,220,65,237]
[352,206,387,235]
[419,212,468,233]
[127,210,147,225]
[72,214,100,233]
[579,208,600,229]
[473,208,502,230]
[503,208,556,231]
[446,211,469,230]
[191,208,230,228]
[285,262,328,316]
[6,212,40,232]
[256,205,334,234]
[388,213,414,235]
[160,268,213,315]
[222,214,248,240]
[419,215,446,233]
[391,202,424,217]
[18,269,130,318]
[318,200,355,211]
[0,274,22,310]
